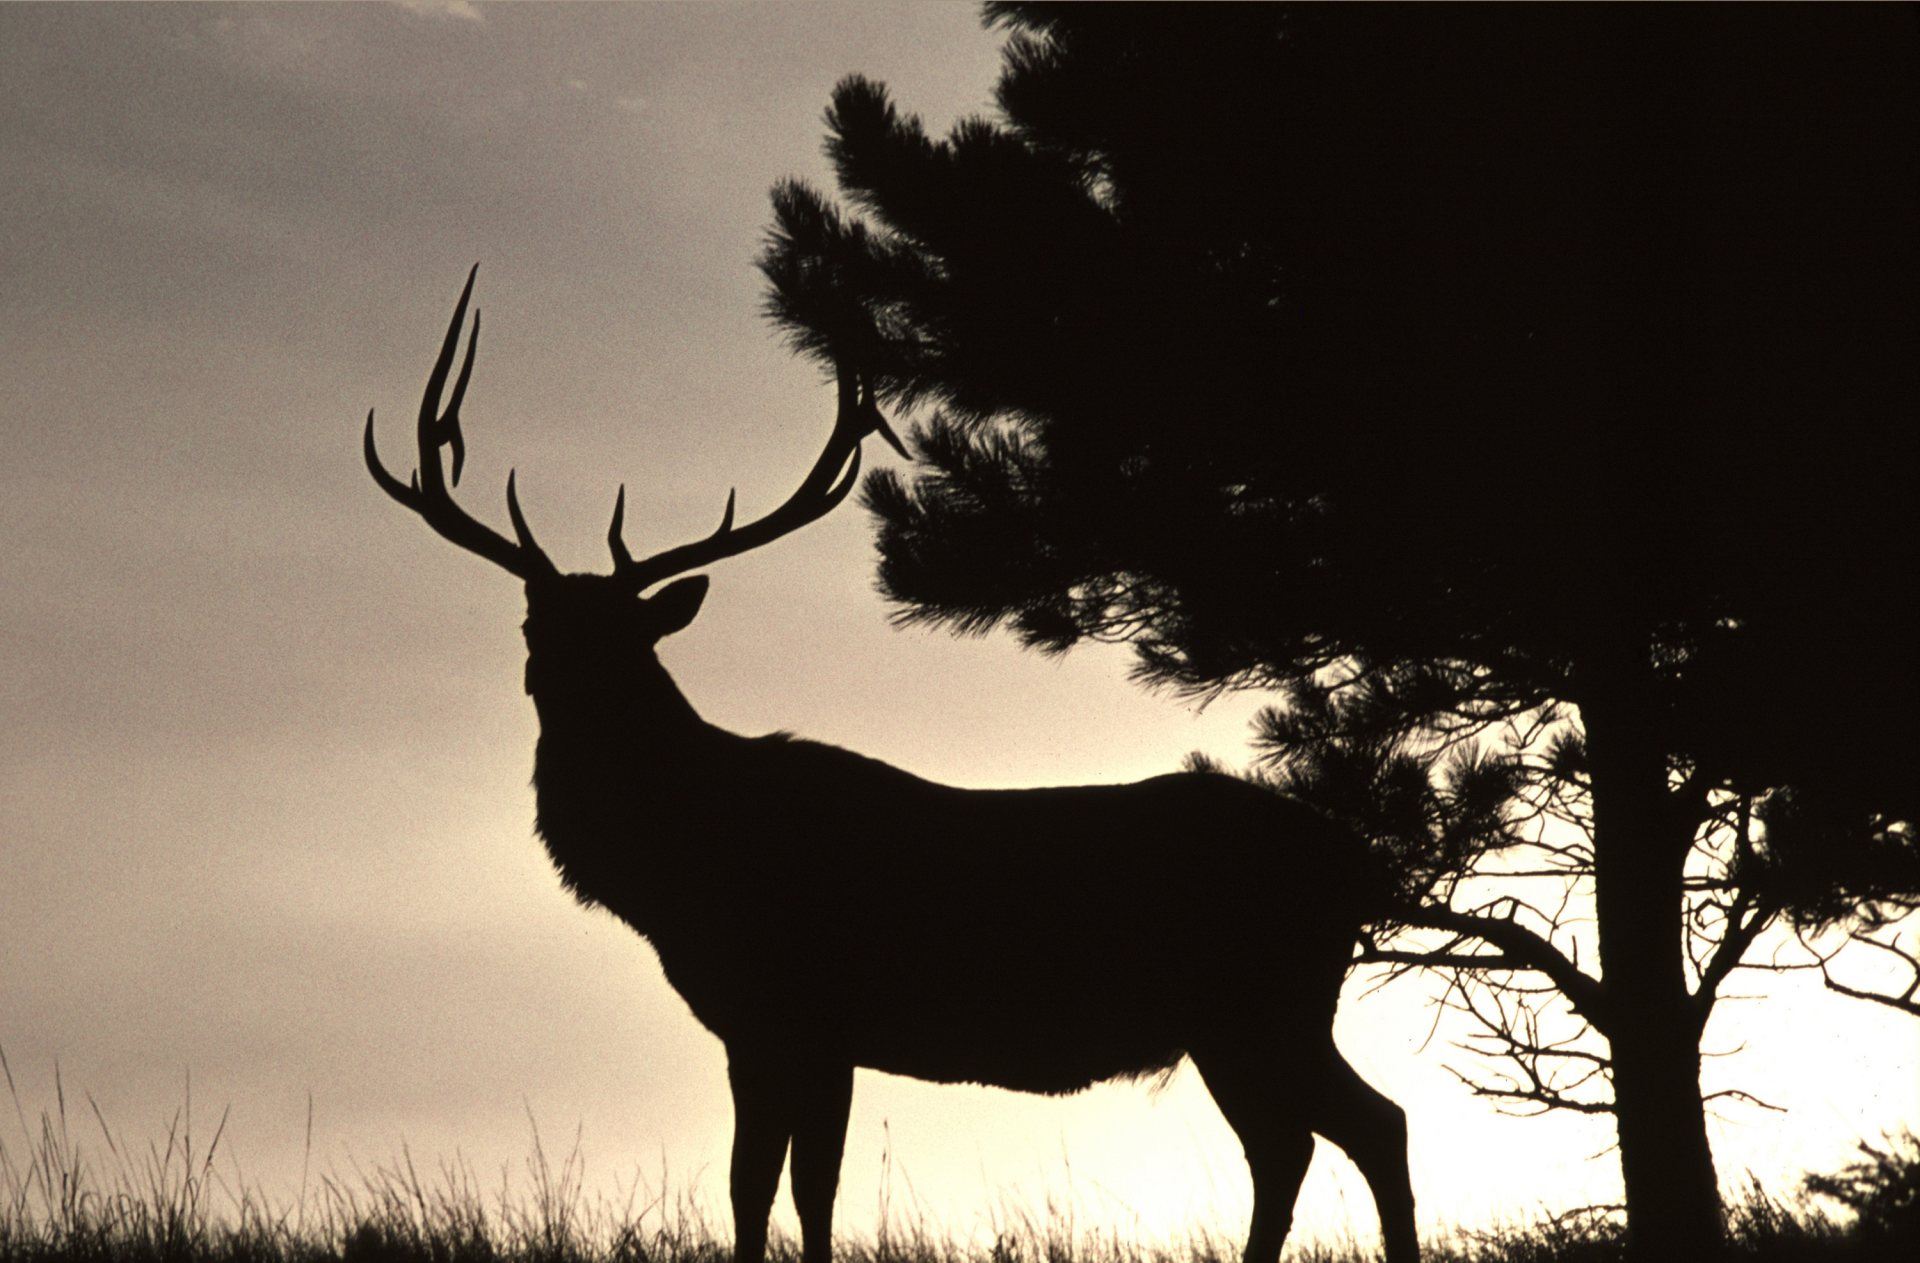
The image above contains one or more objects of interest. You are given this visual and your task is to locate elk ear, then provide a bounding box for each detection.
[643,575,709,639]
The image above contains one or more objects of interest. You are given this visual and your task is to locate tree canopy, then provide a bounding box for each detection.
[764,2,1916,825]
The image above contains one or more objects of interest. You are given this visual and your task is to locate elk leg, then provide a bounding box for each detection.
[1190,1048,1318,1263]
[1305,1045,1418,1263]
[727,1052,794,1263]
[788,1062,854,1263]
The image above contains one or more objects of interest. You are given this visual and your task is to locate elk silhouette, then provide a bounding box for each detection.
[363,271,1419,1263]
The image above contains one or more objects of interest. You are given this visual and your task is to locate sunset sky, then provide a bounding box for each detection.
[2,3,1914,1252]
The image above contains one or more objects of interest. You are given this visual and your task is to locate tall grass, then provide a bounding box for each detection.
[0,1047,721,1263]
[1,1050,1911,1263]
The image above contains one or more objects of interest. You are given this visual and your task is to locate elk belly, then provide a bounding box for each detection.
[848,1005,1190,1095]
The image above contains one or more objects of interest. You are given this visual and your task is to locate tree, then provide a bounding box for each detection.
[1236,676,1920,1148]
[760,4,1919,1254]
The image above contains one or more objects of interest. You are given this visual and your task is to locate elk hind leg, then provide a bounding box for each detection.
[789,1063,854,1263]
[1190,1047,1318,1263]
[1306,1045,1418,1263]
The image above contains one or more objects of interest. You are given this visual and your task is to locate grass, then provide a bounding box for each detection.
[2,1053,1913,1263]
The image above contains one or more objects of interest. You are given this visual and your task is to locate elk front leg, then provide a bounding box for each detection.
[1190,1046,1318,1263]
[788,1063,854,1263]
[727,1051,794,1263]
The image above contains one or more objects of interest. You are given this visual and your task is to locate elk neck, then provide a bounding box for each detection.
[521,626,738,927]
[530,674,716,856]
[525,638,719,782]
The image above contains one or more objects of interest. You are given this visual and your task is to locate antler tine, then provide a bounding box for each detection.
[506,470,548,558]
[442,310,476,486]
[364,267,557,580]
[608,485,635,570]
[609,360,893,592]
[415,265,476,497]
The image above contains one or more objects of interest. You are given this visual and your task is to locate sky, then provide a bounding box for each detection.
[2,3,1915,1254]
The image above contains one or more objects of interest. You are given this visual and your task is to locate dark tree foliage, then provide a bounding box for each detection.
[766,3,1915,816]
[762,4,1918,1253]
[1804,1130,1920,1249]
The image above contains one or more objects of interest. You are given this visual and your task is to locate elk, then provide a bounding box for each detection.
[363,271,1419,1263]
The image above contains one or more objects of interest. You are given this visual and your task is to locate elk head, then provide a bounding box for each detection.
[363,267,906,710]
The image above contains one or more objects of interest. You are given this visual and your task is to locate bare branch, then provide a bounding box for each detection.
[1358,947,1520,971]
[1703,1087,1787,1115]
[1390,900,1608,1027]
[1691,889,1780,1032]
[1818,931,1920,1017]
[1434,970,1616,1118]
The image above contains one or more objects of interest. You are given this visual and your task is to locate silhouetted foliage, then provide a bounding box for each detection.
[764,3,1917,811]
[1803,1131,1920,1253]
[761,5,1920,1256]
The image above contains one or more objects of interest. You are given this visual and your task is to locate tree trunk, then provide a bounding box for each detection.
[1582,682,1724,1256]
[1605,992,1722,1253]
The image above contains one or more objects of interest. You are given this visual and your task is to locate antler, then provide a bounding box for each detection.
[363,265,558,581]
[606,358,908,593]
[368,267,907,588]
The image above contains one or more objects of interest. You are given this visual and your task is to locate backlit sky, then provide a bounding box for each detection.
[2,3,1914,1252]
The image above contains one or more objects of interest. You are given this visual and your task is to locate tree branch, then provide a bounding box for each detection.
[1357,947,1520,971]
[1691,889,1779,1032]
[1390,900,1610,1028]
[1818,931,1920,1017]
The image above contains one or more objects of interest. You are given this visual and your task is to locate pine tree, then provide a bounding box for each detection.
[762,5,1919,1252]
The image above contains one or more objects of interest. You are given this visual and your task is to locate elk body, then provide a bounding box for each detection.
[365,273,1419,1263]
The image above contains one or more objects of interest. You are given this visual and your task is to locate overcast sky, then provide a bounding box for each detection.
[1,3,1914,1252]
